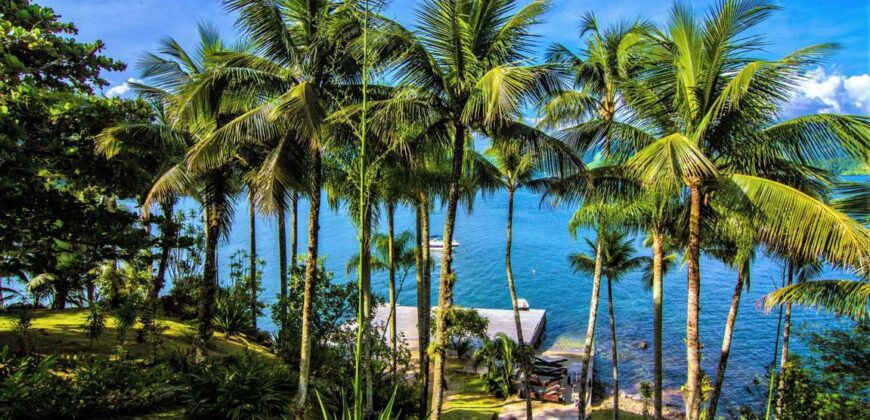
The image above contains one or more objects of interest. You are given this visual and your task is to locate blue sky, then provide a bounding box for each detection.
[44,0,870,115]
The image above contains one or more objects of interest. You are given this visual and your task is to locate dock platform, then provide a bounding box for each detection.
[372,305,547,352]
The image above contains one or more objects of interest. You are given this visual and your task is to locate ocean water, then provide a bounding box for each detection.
[210,177,863,411]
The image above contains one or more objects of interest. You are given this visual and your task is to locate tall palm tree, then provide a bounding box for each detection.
[624,2,870,417]
[347,231,416,373]
[371,1,565,416]
[569,228,647,420]
[479,140,542,417]
[134,24,247,359]
[704,213,756,420]
[540,13,650,418]
[182,0,370,408]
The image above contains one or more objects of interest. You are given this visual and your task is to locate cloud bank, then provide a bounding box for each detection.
[788,67,870,115]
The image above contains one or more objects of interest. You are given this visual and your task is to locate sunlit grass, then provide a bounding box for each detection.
[443,358,504,420]
[0,309,274,359]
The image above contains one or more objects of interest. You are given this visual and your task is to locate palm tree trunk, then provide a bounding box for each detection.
[198,203,220,361]
[388,200,398,377]
[777,263,794,418]
[708,266,746,420]
[506,188,533,419]
[578,224,606,420]
[685,179,702,420]
[651,229,664,420]
[297,150,322,411]
[431,122,466,419]
[415,197,431,419]
[291,190,298,267]
[249,192,258,330]
[278,203,288,356]
[361,200,374,415]
[145,200,176,333]
[607,276,619,420]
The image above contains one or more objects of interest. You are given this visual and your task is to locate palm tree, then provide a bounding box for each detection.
[183,0,369,408]
[347,231,417,374]
[704,215,756,420]
[624,2,870,417]
[371,1,565,416]
[540,13,650,418]
[571,229,647,419]
[134,24,246,360]
[763,182,870,322]
[479,140,540,417]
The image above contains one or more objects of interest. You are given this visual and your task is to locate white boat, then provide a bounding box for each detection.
[516,298,530,310]
[429,236,459,249]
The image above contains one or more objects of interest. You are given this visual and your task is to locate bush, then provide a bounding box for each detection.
[184,351,296,419]
[271,261,360,363]
[70,357,183,417]
[0,346,183,419]
[0,346,66,419]
[473,333,525,398]
[214,287,253,337]
[433,307,489,358]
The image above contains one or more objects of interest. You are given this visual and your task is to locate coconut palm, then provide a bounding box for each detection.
[369,1,566,415]
[180,0,370,408]
[763,182,870,322]
[624,2,870,417]
[481,140,539,418]
[540,13,651,417]
[703,212,756,420]
[570,229,647,419]
[131,24,247,360]
[347,230,416,374]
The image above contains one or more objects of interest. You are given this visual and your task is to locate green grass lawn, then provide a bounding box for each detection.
[442,359,504,420]
[0,308,274,359]
[591,409,647,420]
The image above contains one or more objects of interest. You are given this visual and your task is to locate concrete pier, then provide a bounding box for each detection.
[372,305,547,352]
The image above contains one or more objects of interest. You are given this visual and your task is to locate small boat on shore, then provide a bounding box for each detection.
[429,236,459,249]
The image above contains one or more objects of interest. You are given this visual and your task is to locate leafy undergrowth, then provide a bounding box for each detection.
[0,309,274,359]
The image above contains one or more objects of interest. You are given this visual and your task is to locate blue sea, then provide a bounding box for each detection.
[207,177,863,412]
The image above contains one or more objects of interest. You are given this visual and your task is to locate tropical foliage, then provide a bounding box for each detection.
[0,0,867,419]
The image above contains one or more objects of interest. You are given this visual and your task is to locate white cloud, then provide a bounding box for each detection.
[105,78,143,98]
[789,67,870,115]
[843,74,870,110]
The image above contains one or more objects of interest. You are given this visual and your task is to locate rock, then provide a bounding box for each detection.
[636,340,649,350]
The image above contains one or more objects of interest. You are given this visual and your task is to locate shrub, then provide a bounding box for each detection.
[0,346,183,419]
[0,346,67,419]
[473,333,525,398]
[433,307,489,358]
[214,288,253,337]
[70,357,183,417]
[184,351,296,419]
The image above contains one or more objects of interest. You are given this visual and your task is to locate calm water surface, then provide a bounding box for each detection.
[205,176,863,411]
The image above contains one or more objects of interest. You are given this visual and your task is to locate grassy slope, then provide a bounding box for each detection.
[443,359,504,420]
[0,309,274,358]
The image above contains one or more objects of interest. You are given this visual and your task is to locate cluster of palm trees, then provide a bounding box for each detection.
[98,0,867,419]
